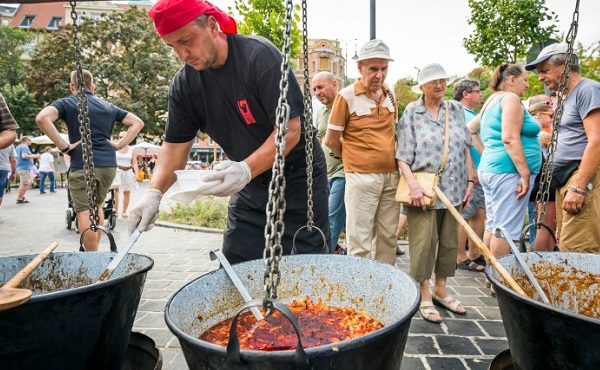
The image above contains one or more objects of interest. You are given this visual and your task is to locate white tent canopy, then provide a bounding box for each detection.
[132,141,161,154]
[30,133,69,145]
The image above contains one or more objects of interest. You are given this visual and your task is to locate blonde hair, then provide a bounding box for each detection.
[70,69,94,90]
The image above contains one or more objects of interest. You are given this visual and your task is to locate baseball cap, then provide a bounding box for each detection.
[525,43,568,71]
[356,39,394,62]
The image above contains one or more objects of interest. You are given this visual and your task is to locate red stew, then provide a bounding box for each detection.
[199,296,384,350]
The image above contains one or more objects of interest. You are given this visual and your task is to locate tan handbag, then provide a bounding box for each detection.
[395,101,450,206]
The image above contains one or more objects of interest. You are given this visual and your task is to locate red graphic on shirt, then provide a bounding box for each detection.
[238,99,256,125]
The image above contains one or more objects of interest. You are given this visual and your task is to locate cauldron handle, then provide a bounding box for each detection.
[79,226,117,252]
[292,225,328,255]
[226,299,310,369]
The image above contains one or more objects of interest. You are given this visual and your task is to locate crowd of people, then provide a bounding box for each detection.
[1,0,599,327]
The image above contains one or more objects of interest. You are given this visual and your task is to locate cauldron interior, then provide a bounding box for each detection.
[486,252,600,370]
[0,252,154,370]
[166,254,419,370]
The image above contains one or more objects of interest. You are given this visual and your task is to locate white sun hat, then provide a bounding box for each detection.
[356,39,394,62]
[411,63,457,94]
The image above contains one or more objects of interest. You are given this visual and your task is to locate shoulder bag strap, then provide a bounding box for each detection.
[438,101,450,174]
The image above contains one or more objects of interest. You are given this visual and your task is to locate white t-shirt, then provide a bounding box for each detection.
[39,152,54,172]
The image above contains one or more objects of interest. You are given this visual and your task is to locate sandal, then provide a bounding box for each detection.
[419,301,442,324]
[472,255,487,267]
[121,213,129,219]
[16,198,30,204]
[432,294,466,315]
[457,258,484,272]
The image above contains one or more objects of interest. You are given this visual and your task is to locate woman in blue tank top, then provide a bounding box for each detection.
[466,64,541,296]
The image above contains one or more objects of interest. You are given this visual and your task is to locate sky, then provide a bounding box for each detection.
[217,0,600,83]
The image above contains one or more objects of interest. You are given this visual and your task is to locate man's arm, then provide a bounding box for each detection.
[9,156,16,181]
[563,109,600,213]
[112,112,145,151]
[0,130,16,149]
[147,140,194,193]
[36,106,74,151]
[467,114,484,154]
[243,116,301,179]
[323,129,343,158]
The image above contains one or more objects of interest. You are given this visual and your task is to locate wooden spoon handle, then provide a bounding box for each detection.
[3,242,59,289]
[432,186,527,297]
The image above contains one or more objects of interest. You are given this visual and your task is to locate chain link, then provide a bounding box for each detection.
[70,1,99,231]
[535,0,579,226]
[301,0,314,230]
[262,0,294,314]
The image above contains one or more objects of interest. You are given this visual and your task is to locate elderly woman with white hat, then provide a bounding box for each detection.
[396,63,474,324]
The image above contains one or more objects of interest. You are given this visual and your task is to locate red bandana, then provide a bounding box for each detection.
[149,0,237,37]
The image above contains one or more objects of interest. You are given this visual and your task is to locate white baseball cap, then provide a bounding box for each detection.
[525,43,568,71]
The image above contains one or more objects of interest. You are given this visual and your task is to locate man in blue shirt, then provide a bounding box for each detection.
[15,136,40,204]
[36,69,144,250]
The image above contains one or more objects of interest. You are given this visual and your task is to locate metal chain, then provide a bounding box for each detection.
[535,0,579,225]
[301,0,314,230]
[262,0,294,314]
[70,1,99,231]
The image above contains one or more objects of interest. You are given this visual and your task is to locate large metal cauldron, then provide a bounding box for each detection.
[486,252,600,370]
[0,252,154,370]
[166,254,420,370]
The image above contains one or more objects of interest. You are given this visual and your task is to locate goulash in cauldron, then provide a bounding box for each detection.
[199,296,384,350]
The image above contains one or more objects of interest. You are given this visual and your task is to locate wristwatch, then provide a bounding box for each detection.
[60,145,71,154]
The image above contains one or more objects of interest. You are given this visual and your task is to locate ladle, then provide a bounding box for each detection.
[432,186,529,297]
[97,228,142,282]
[209,249,264,321]
[495,227,550,304]
[0,242,59,311]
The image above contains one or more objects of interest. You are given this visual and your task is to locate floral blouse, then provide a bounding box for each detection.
[396,97,471,208]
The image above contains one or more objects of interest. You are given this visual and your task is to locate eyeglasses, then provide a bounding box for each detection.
[470,89,482,94]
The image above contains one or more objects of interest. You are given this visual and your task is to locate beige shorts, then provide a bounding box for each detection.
[69,167,116,212]
[17,169,33,185]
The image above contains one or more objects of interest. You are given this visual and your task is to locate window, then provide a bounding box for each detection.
[319,57,329,71]
[47,17,62,29]
[19,15,35,28]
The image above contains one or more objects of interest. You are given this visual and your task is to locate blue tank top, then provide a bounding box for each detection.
[479,95,542,174]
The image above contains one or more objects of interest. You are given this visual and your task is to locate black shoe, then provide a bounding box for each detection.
[396,246,405,255]
[40,192,46,194]
[50,190,57,193]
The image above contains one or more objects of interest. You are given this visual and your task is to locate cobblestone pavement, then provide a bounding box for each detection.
[1,181,507,369]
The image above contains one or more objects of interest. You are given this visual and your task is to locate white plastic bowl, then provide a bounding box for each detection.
[174,170,218,191]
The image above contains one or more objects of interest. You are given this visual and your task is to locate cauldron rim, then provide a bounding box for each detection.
[14,251,154,305]
[485,252,600,325]
[165,254,420,357]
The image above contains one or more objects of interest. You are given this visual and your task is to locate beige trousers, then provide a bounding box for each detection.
[345,172,400,265]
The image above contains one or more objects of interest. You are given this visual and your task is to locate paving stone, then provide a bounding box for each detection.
[134,311,167,328]
[475,338,509,356]
[410,319,446,335]
[141,328,177,347]
[478,321,506,338]
[443,319,486,337]
[476,307,504,321]
[426,356,468,369]
[404,335,440,355]
[452,286,487,296]
[437,335,480,355]
[138,299,170,312]
[465,357,494,370]
[400,356,427,370]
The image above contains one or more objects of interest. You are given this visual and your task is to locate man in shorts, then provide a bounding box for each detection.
[453,79,486,271]
[15,136,40,204]
[36,69,144,250]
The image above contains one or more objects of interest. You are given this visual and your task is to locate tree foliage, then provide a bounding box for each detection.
[26,7,181,140]
[230,0,302,58]
[0,84,41,135]
[464,0,558,67]
[0,26,33,88]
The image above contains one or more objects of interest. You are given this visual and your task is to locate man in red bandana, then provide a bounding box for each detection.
[128,0,330,264]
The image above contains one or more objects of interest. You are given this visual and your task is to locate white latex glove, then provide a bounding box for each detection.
[199,160,252,197]
[128,189,163,234]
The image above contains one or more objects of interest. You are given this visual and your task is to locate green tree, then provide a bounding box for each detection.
[25,7,180,140]
[579,42,600,82]
[464,0,558,67]
[231,0,302,58]
[393,78,418,116]
[0,84,41,135]
[0,26,33,88]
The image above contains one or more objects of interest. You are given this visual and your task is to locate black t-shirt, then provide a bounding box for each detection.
[165,34,307,167]
[52,92,128,170]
